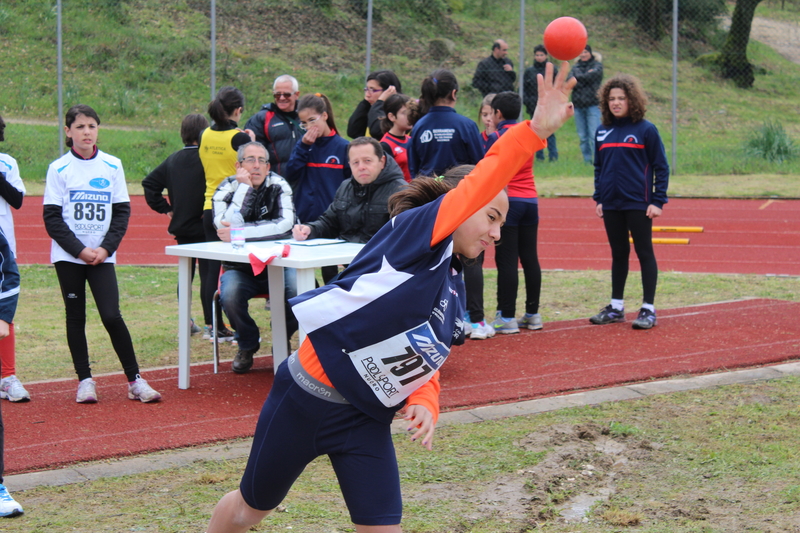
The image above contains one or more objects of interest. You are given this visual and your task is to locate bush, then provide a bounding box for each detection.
[745,121,798,163]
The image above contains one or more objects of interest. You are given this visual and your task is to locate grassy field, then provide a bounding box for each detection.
[1,0,799,187]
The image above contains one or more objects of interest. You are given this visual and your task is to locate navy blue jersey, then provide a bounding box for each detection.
[291,195,466,424]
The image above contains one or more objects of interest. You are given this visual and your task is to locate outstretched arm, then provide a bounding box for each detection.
[431,62,576,247]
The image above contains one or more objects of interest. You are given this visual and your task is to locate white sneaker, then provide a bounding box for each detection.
[128,375,162,403]
[0,484,23,517]
[469,321,495,340]
[76,378,98,404]
[0,375,30,402]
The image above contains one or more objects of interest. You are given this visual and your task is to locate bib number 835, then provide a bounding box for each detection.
[74,202,106,221]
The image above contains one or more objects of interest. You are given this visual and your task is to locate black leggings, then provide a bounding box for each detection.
[54,261,140,382]
[602,209,658,305]
[495,224,541,316]
[202,210,226,327]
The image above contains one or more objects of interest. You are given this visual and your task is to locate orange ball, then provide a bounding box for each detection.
[543,17,588,61]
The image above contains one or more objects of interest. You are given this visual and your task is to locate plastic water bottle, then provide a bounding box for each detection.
[230,210,245,250]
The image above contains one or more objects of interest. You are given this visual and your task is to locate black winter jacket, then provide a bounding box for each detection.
[569,57,604,108]
[522,61,558,117]
[307,156,406,243]
[244,103,300,177]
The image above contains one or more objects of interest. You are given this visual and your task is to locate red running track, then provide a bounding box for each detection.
[15,197,800,275]
[4,298,799,475]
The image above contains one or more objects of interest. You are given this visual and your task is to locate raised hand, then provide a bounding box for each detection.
[530,61,577,141]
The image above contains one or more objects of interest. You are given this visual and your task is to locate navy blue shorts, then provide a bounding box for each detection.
[506,198,539,227]
[239,360,402,526]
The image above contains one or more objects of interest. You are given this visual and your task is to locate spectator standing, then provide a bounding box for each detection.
[484,92,543,334]
[347,70,403,140]
[471,39,516,97]
[43,104,161,404]
[293,137,406,246]
[0,116,30,403]
[379,94,419,182]
[569,45,604,163]
[244,75,301,177]
[199,86,255,341]
[479,93,496,152]
[407,70,489,341]
[284,93,351,284]
[523,45,559,162]
[590,74,669,330]
[142,114,210,336]
[0,223,23,516]
[212,142,297,373]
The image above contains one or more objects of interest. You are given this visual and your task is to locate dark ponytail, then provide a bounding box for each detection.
[297,93,338,133]
[388,165,474,216]
[208,86,245,126]
[418,69,458,116]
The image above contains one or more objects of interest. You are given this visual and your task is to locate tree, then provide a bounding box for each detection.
[717,0,763,88]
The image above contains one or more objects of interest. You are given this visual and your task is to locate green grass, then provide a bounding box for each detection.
[2,0,800,190]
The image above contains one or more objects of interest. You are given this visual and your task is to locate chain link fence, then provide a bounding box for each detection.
[333,0,799,174]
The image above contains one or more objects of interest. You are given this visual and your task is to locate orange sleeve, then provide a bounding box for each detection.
[406,371,441,424]
[430,121,546,247]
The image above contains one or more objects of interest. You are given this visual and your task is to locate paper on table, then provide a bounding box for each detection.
[273,238,347,246]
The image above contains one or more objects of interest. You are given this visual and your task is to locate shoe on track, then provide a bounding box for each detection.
[76,378,98,404]
[589,305,625,325]
[519,313,543,330]
[491,312,520,334]
[128,375,162,403]
[632,308,657,330]
[469,321,495,340]
[0,375,30,402]
[232,345,259,374]
[0,484,23,517]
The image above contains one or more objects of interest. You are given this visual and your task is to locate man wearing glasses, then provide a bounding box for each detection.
[244,75,301,177]
[471,39,516,97]
[212,142,298,373]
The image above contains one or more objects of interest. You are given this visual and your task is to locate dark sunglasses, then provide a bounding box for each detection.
[273,92,294,100]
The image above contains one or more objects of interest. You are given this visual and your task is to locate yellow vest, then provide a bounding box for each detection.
[199,127,239,210]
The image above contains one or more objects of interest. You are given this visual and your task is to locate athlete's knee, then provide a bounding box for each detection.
[211,490,272,531]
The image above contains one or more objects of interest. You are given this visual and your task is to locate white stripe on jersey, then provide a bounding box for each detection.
[293,256,413,334]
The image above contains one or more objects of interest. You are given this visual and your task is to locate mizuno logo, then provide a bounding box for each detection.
[597,129,614,141]
[69,190,111,202]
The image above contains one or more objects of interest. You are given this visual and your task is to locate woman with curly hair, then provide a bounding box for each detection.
[589,74,669,330]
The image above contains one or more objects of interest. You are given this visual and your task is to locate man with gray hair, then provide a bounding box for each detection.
[244,75,301,177]
[212,141,297,373]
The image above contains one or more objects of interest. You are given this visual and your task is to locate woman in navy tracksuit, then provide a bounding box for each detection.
[590,74,669,330]
[407,69,490,339]
[284,93,351,283]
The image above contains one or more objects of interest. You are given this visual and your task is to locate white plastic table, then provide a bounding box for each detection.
[165,241,365,389]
